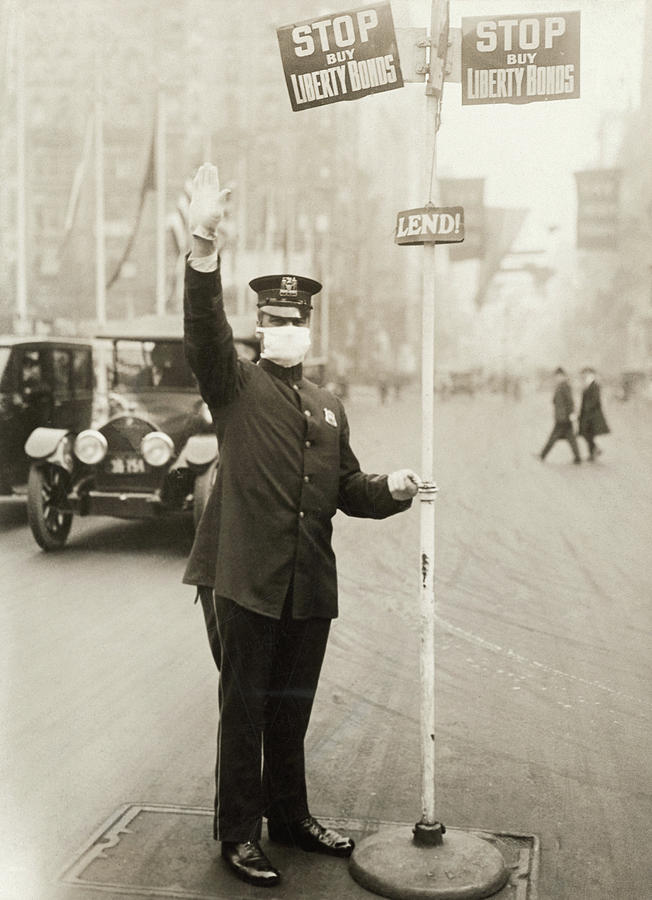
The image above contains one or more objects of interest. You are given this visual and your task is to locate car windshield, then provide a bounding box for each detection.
[0,347,11,392]
[111,339,197,391]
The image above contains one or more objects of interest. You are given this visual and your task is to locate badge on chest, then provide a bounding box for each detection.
[323,407,338,428]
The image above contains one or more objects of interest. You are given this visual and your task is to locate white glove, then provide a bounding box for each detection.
[189,163,230,241]
[387,469,420,500]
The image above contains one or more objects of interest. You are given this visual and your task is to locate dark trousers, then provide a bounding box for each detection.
[199,589,330,843]
[581,430,599,458]
[541,421,581,461]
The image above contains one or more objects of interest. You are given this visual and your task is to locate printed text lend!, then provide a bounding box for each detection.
[395,207,465,246]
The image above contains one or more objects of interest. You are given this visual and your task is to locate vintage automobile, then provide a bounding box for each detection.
[0,336,94,498]
[24,315,258,550]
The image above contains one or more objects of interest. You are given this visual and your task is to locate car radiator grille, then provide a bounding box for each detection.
[93,416,163,492]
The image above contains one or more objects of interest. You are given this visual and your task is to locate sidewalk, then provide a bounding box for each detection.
[53,803,538,899]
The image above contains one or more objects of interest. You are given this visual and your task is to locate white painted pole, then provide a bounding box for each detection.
[349,3,510,892]
[94,53,106,327]
[415,0,446,839]
[418,173,437,828]
[15,4,27,333]
[156,87,166,316]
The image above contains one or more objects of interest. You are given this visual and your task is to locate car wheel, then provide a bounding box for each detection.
[27,463,73,551]
[193,459,217,530]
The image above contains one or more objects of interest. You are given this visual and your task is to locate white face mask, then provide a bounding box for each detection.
[256,325,311,367]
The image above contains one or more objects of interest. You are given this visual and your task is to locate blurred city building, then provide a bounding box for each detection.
[2,0,650,383]
[609,0,652,374]
[0,0,423,379]
[551,0,652,379]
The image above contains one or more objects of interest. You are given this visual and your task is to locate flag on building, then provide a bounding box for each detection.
[439,177,486,260]
[106,123,156,289]
[575,169,621,249]
[58,114,94,260]
[473,207,528,308]
[167,178,193,257]
[165,178,192,304]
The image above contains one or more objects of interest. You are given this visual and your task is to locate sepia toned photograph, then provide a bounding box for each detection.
[1,1,650,898]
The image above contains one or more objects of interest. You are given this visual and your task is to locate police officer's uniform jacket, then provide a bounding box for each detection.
[182,259,411,620]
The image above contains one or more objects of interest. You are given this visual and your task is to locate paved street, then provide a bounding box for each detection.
[1,385,651,899]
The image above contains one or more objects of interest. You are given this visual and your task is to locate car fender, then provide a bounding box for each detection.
[174,433,218,470]
[24,427,74,472]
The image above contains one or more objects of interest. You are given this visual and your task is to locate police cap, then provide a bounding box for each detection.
[249,274,322,319]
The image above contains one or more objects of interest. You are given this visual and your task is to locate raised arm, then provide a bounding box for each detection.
[183,163,240,408]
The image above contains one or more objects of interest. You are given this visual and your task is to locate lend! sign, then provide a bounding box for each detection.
[395,207,465,245]
[277,2,403,111]
[462,11,580,105]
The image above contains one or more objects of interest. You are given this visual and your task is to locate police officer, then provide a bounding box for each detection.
[183,164,419,888]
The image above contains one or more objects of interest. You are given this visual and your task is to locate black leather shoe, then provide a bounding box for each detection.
[268,815,355,857]
[221,840,280,887]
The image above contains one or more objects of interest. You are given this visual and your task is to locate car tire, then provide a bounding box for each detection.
[27,463,73,551]
[192,459,217,530]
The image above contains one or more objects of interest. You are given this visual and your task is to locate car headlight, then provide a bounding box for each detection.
[74,430,108,465]
[140,431,175,467]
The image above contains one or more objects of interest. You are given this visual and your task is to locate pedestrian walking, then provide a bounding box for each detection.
[538,366,582,464]
[183,164,419,889]
[578,366,610,461]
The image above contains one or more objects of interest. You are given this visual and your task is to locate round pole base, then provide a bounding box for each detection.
[349,826,509,900]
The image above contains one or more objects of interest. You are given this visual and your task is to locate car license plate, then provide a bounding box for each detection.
[106,454,146,475]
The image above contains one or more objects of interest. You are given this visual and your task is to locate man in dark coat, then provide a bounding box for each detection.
[578,366,610,460]
[539,366,582,463]
[183,164,419,888]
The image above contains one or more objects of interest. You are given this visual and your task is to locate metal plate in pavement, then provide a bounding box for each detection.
[57,804,539,899]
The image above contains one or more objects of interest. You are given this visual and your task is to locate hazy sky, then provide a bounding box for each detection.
[371,0,648,365]
[436,0,645,246]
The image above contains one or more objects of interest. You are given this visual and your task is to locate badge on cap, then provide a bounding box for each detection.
[323,407,338,427]
[280,276,298,297]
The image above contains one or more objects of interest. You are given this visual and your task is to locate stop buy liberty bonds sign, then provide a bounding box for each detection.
[277,2,403,111]
[462,10,580,105]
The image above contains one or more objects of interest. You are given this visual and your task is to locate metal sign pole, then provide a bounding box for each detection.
[414,0,443,844]
[418,239,439,829]
[350,2,509,894]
